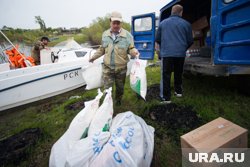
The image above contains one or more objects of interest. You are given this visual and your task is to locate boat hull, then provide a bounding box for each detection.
[0,61,86,111]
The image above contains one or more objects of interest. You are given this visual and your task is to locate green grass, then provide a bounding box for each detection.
[0,65,249,167]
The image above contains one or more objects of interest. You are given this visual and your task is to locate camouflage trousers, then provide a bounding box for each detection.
[102,64,127,102]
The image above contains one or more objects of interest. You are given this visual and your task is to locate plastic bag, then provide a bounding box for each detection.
[50,89,155,167]
[49,89,103,167]
[65,132,110,167]
[126,57,135,76]
[82,63,103,90]
[130,59,147,100]
[65,88,113,167]
[88,87,113,135]
[90,111,155,167]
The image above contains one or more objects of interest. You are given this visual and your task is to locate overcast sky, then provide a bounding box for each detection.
[0,0,171,29]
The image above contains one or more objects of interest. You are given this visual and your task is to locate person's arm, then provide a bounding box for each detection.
[128,34,139,58]
[89,46,105,63]
[186,24,194,49]
[155,25,162,60]
[89,33,106,63]
[155,25,162,45]
[34,41,44,50]
[155,42,161,60]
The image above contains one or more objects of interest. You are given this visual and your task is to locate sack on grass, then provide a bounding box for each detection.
[65,87,113,167]
[65,132,110,167]
[90,111,155,167]
[130,59,147,100]
[49,89,103,167]
[88,87,113,135]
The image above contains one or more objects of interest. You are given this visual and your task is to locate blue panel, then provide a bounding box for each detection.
[131,13,156,60]
[222,23,250,42]
[220,45,250,61]
[221,2,250,25]
[213,0,250,65]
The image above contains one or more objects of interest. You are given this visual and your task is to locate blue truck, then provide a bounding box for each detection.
[131,0,250,76]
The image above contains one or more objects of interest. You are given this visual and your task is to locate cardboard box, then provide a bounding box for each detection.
[192,30,203,38]
[192,16,209,30]
[181,117,248,152]
[181,117,248,166]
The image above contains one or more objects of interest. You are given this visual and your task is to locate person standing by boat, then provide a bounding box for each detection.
[89,11,139,105]
[31,36,50,65]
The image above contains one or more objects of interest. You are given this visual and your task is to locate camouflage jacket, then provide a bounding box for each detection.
[31,41,45,65]
[91,28,137,69]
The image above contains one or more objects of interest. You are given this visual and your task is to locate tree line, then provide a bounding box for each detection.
[0,14,131,46]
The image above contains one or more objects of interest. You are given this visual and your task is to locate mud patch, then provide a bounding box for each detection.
[65,100,85,111]
[0,128,42,166]
[146,84,160,101]
[38,103,53,113]
[149,103,202,141]
[150,103,201,129]
[65,97,93,111]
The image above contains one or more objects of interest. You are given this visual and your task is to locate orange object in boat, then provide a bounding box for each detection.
[5,45,35,68]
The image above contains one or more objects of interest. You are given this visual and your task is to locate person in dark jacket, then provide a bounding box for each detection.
[155,4,193,103]
[31,36,50,65]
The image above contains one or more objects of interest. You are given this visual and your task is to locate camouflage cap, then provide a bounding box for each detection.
[110,11,122,22]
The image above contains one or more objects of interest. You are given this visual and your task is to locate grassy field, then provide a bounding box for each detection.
[0,64,249,167]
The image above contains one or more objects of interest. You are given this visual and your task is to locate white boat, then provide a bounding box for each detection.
[0,39,102,111]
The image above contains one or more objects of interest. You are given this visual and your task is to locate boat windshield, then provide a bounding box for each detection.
[54,38,82,50]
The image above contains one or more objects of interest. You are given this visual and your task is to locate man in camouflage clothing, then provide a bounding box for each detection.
[89,11,139,105]
[31,36,50,65]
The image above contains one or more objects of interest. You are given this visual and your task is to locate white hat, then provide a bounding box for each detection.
[110,11,122,22]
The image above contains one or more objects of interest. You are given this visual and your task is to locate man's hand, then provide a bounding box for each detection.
[156,50,161,60]
[40,42,45,48]
[155,42,161,60]
[89,58,95,63]
[135,52,140,59]
[131,49,140,58]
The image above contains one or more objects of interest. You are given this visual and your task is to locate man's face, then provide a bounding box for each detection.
[110,21,122,33]
[42,40,49,46]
